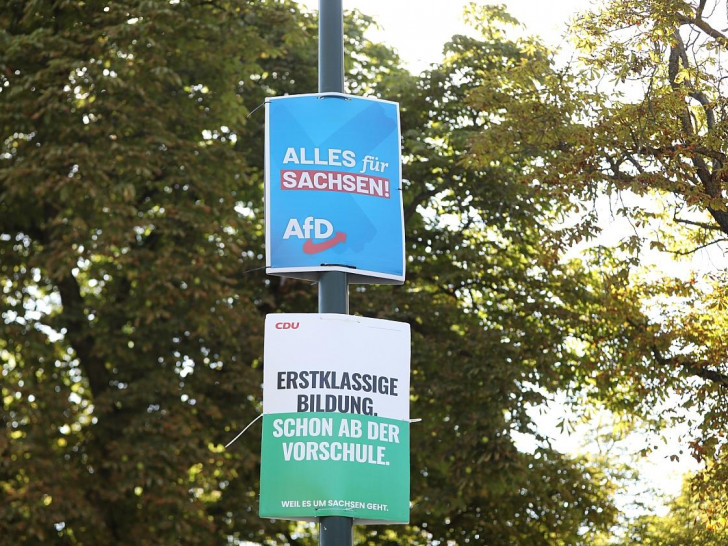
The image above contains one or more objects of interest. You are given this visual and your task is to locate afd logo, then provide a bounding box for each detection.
[282,216,347,254]
[275,322,300,330]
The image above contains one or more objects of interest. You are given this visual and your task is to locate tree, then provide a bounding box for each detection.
[626,474,728,545]
[1,1,622,544]
[466,0,728,523]
[355,5,626,543]
[0,1,314,543]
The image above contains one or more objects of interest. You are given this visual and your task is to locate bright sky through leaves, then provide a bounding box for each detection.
[298,0,584,72]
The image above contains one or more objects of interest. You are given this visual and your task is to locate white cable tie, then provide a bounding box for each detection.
[225,413,263,449]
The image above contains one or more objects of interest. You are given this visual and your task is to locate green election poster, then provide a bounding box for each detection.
[259,314,411,524]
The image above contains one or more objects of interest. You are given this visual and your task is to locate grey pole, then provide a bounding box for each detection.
[318,1,353,544]
[318,0,345,94]
[318,0,349,316]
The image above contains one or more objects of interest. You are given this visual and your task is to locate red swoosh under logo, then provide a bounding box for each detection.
[303,232,347,254]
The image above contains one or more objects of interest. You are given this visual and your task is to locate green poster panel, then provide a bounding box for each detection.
[260,412,409,523]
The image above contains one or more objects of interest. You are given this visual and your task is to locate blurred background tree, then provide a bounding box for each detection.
[466,0,728,528]
[0,1,664,544]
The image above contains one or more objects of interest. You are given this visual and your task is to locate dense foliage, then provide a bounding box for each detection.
[7,0,726,544]
[467,0,728,526]
[1,1,299,543]
[627,475,728,545]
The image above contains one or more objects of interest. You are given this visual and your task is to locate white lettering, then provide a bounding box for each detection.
[297,171,314,189]
[282,147,299,164]
[313,172,328,190]
[314,219,333,239]
[328,149,342,166]
[281,170,298,188]
[282,442,294,461]
[299,147,313,165]
[273,418,284,438]
[283,147,356,167]
[283,219,304,239]
[302,216,314,238]
[342,150,356,167]
[313,147,327,165]
[283,217,335,239]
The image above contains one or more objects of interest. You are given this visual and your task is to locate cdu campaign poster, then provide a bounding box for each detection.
[259,314,411,524]
[264,93,405,284]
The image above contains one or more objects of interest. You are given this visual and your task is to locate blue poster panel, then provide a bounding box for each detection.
[265,93,405,284]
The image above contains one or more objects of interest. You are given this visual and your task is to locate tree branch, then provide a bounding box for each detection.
[668,31,695,138]
[689,364,728,387]
[56,272,110,398]
[650,338,728,388]
[666,237,728,255]
[696,0,707,18]
[665,29,727,231]
[631,142,725,163]
[622,317,728,389]
[678,13,728,48]
[706,208,728,234]
[673,216,724,231]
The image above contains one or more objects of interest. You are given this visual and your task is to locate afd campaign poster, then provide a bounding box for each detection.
[259,314,411,524]
[264,93,405,284]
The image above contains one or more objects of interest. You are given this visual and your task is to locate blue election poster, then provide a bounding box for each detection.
[265,93,405,284]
